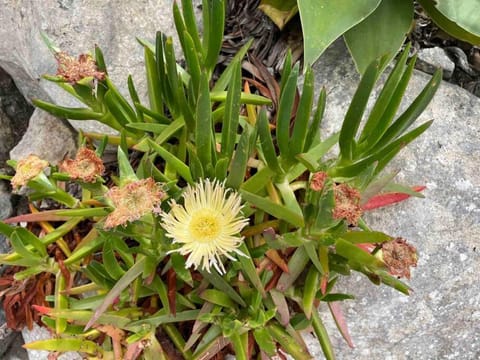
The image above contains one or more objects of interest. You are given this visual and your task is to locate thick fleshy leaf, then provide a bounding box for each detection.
[23,339,99,354]
[298,0,382,66]
[418,0,480,45]
[362,185,426,210]
[344,0,413,74]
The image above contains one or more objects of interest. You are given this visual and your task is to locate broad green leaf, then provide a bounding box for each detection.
[202,0,225,74]
[226,125,256,189]
[32,99,103,120]
[276,246,310,291]
[344,0,413,74]
[418,0,480,45]
[298,0,382,66]
[144,46,163,113]
[117,147,137,183]
[127,309,201,329]
[259,0,298,30]
[267,322,312,360]
[253,328,276,356]
[147,139,193,184]
[302,266,320,319]
[210,92,271,105]
[196,72,213,174]
[237,243,266,298]
[213,39,253,92]
[304,86,326,151]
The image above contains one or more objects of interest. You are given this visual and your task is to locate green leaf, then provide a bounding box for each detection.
[12,227,47,257]
[302,266,320,319]
[210,92,271,105]
[341,230,391,244]
[344,0,413,74]
[298,0,382,66]
[117,147,137,183]
[221,59,242,160]
[202,0,225,74]
[85,256,146,330]
[358,44,413,145]
[103,236,126,280]
[335,238,384,268]
[276,246,310,292]
[144,46,163,114]
[9,230,43,263]
[253,327,276,356]
[257,108,283,174]
[277,64,299,161]
[418,0,480,45]
[304,86,326,151]
[311,310,335,360]
[213,39,253,92]
[237,243,266,298]
[200,289,236,309]
[339,57,383,161]
[198,269,247,307]
[24,339,99,354]
[240,190,304,227]
[226,125,256,189]
[196,72,213,174]
[371,69,442,152]
[32,99,103,120]
[290,67,314,156]
[147,139,193,184]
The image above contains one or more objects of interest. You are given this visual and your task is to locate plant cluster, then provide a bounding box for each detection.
[259,0,480,73]
[0,0,441,359]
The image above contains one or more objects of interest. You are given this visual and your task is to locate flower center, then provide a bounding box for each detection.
[189,210,220,242]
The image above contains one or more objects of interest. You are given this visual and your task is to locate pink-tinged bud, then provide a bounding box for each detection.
[332,183,363,226]
[310,171,328,191]
[104,178,165,229]
[59,147,104,183]
[10,155,49,190]
[380,238,418,279]
[55,52,105,84]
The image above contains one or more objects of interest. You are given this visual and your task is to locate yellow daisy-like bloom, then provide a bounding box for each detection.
[161,179,249,274]
[10,155,49,190]
[104,178,164,229]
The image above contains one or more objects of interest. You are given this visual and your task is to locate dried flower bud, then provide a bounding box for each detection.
[10,155,49,190]
[380,238,418,279]
[310,171,328,191]
[55,52,105,84]
[60,147,104,183]
[332,183,363,226]
[104,178,165,229]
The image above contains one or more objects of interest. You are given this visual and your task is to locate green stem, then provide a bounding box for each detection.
[311,310,335,360]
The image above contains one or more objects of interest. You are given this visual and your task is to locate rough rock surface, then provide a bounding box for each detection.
[0,0,200,136]
[417,47,455,80]
[310,40,479,360]
[9,108,77,165]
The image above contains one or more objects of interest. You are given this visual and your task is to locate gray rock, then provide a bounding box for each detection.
[0,67,32,166]
[417,47,456,80]
[0,0,201,136]
[1,330,28,360]
[9,108,77,165]
[308,40,480,359]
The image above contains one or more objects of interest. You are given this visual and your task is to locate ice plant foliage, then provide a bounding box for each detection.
[161,179,248,274]
[10,155,49,190]
[59,147,104,183]
[104,178,164,229]
[0,2,442,359]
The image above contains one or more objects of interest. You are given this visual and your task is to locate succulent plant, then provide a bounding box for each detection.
[0,1,441,359]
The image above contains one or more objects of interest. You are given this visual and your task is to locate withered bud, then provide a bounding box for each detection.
[10,155,49,190]
[59,147,104,183]
[55,52,105,84]
[310,171,328,191]
[332,183,363,226]
[381,238,418,279]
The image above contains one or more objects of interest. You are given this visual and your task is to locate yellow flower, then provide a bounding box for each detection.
[10,155,49,190]
[59,147,104,183]
[161,179,249,274]
[104,178,164,229]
